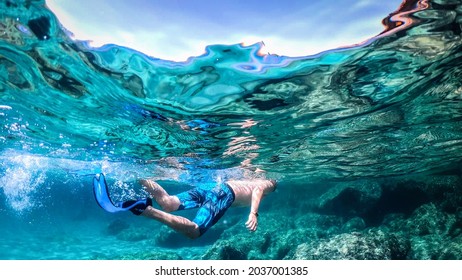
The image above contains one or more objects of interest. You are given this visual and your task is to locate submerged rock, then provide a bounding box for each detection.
[401,203,462,259]
[407,234,462,260]
[116,228,150,242]
[315,180,382,219]
[202,239,248,260]
[287,230,410,260]
[448,209,462,238]
[437,235,462,260]
[377,175,462,216]
[106,219,130,235]
[406,203,455,236]
[409,235,443,260]
[367,179,430,224]
[341,217,366,232]
[411,176,462,212]
[314,175,462,227]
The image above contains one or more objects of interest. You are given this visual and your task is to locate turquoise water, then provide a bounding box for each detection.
[1,0,462,259]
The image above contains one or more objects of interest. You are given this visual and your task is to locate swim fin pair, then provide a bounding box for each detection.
[92,173,151,215]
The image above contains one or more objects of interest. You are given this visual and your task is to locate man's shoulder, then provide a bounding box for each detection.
[226,179,276,192]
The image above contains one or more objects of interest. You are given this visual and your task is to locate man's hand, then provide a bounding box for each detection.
[245,212,258,232]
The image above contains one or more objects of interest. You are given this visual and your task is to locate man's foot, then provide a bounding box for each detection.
[116,198,153,216]
[93,173,152,215]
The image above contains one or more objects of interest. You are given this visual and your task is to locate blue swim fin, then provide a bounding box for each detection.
[93,173,123,213]
[93,173,152,215]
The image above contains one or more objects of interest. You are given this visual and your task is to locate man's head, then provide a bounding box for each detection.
[268,179,277,192]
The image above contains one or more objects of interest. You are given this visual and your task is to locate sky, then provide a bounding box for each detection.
[46,0,403,62]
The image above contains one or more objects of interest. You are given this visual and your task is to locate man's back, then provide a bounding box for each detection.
[226,179,276,207]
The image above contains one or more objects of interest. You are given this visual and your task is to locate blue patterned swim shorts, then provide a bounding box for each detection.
[175,182,235,236]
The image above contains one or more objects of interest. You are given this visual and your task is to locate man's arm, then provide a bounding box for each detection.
[245,186,264,231]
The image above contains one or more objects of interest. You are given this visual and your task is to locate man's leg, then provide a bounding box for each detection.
[141,206,200,239]
[139,179,203,238]
[139,179,180,212]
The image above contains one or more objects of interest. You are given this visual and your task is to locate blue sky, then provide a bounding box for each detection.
[46,0,403,61]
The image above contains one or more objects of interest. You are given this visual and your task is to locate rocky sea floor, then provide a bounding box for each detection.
[95,171,462,260]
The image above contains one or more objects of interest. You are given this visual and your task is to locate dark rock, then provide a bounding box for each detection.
[378,175,462,215]
[316,175,461,227]
[316,180,382,219]
[420,176,462,212]
[364,180,429,225]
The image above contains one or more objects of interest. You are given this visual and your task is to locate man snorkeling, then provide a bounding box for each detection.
[93,173,277,239]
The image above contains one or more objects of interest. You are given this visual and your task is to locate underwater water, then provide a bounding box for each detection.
[1,0,462,260]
